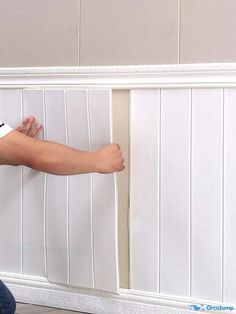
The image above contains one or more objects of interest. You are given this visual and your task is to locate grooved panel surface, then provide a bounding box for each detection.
[130,88,236,304]
[0,88,118,294]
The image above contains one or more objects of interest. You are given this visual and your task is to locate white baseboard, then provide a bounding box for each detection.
[1,274,236,314]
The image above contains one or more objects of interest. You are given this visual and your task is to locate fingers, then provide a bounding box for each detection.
[17,116,35,135]
[28,123,43,138]
[16,116,43,138]
[112,143,125,172]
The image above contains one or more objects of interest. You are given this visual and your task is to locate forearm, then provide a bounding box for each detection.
[0,130,124,175]
[30,140,97,175]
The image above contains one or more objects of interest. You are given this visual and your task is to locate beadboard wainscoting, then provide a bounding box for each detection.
[0,88,119,294]
[1,64,236,313]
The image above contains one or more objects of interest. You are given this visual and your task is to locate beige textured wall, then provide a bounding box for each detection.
[112,90,130,289]
[1,0,236,67]
[1,0,235,289]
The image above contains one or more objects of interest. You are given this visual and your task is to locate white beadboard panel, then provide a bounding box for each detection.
[66,90,93,288]
[88,90,119,293]
[191,89,223,301]
[0,90,22,273]
[44,90,68,284]
[160,89,190,297]
[22,90,45,277]
[130,89,160,292]
[224,89,236,303]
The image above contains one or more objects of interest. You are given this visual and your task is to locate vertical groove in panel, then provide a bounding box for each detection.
[64,90,70,286]
[78,0,82,65]
[189,88,193,298]
[158,89,162,294]
[177,0,181,64]
[87,90,95,289]
[20,90,23,275]
[43,89,48,278]
[221,88,225,302]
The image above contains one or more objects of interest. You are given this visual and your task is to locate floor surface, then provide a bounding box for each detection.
[16,302,88,314]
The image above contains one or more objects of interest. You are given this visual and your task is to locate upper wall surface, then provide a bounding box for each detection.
[0,0,236,67]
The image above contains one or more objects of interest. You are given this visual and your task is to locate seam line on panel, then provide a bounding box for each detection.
[87,90,95,289]
[64,90,70,285]
[189,88,193,298]
[78,0,82,65]
[158,89,162,294]
[21,89,24,275]
[178,0,181,64]
[221,88,225,302]
[43,89,48,279]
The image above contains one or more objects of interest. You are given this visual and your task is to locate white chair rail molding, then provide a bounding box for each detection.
[1,63,236,313]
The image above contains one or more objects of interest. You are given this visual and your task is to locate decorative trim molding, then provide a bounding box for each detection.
[1,63,236,88]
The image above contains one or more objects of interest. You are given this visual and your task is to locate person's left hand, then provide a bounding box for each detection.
[16,116,43,138]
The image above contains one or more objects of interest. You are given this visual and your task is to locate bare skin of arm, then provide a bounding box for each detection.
[0,117,125,175]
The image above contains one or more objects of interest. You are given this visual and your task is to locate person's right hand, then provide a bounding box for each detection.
[94,143,125,173]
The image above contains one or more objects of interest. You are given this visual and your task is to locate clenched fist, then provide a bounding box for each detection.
[94,143,125,173]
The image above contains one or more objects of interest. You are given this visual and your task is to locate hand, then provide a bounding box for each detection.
[94,143,125,173]
[16,116,43,138]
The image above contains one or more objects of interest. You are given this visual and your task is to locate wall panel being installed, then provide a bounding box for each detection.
[130,88,225,302]
[89,90,118,292]
[0,88,119,294]
[67,90,93,288]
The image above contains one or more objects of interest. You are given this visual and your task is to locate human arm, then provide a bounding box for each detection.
[0,128,125,175]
